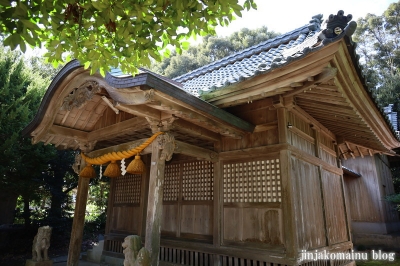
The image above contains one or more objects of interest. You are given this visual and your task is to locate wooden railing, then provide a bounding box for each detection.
[159,246,216,266]
[159,246,286,266]
[103,236,352,266]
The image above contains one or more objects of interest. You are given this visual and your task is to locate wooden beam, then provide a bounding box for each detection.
[49,125,88,141]
[148,95,247,139]
[67,176,90,266]
[295,93,350,105]
[289,126,315,143]
[113,108,221,142]
[253,121,278,132]
[345,141,355,159]
[289,145,343,176]
[174,119,221,142]
[50,116,150,147]
[219,143,288,160]
[339,146,347,160]
[283,67,338,98]
[356,145,364,158]
[88,138,152,157]
[290,82,304,87]
[87,116,148,142]
[290,105,336,140]
[368,149,373,157]
[215,87,292,108]
[88,138,218,163]
[114,102,161,120]
[174,141,218,162]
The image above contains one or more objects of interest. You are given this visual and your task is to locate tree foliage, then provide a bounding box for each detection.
[0,0,257,76]
[0,45,53,224]
[353,1,400,108]
[354,1,400,210]
[151,26,279,78]
[0,44,78,226]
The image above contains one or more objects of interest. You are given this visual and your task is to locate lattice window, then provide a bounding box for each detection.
[223,159,281,203]
[114,174,141,204]
[164,163,181,201]
[182,161,214,201]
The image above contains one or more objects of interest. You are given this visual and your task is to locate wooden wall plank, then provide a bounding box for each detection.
[342,156,383,222]
[321,170,348,244]
[290,156,326,250]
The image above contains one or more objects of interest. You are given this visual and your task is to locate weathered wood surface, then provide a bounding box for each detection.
[291,156,326,250]
[222,100,279,152]
[321,169,349,244]
[67,177,90,266]
[221,157,283,246]
[161,160,214,239]
[145,138,167,266]
[343,155,400,223]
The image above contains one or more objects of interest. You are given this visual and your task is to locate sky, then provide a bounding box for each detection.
[215,0,398,36]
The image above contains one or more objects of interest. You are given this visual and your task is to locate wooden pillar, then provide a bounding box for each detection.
[67,176,90,266]
[213,161,222,266]
[277,107,288,144]
[280,149,298,258]
[144,132,174,266]
[334,141,352,242]
[277,107,299,258]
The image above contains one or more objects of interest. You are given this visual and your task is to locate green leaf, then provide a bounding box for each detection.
[19,41,26,53]
[181,41,190,50]
[163,48,171,58]
[99,67,106,77]
[0,0,11,6]
[84,61,91,69]
[21,19,41,32]
[91,1,108,11]
[52,60,59,68]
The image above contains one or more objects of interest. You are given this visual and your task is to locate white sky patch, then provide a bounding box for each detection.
[216,0,398,36]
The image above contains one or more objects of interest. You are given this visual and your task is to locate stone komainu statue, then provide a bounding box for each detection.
[32,226,52,262]
[121,235,150,266]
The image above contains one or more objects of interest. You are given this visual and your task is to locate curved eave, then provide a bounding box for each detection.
[23,60,255,141]
[22,60,82,137]
[340,37,400,150]
[105,69,255,133]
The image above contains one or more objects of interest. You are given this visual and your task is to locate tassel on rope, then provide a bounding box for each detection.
[103,160,121,178]
[79,131,164,178]
[126,154,146,175]
[79,164,96,178]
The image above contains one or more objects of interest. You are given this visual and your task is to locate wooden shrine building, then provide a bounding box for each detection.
[23,10,400,266]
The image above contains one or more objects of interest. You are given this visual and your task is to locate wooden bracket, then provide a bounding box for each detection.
[283,67,338,98]
[145,116,178,133]
[272,95,284,108]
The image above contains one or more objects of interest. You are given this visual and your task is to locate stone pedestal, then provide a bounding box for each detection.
[25,259,53,266]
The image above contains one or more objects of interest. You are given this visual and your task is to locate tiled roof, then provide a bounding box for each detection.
[105,12,399,142]
[173,15,324,96]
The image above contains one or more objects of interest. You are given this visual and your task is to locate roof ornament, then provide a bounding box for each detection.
[308,14,323,31]
[318,10,357,40]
